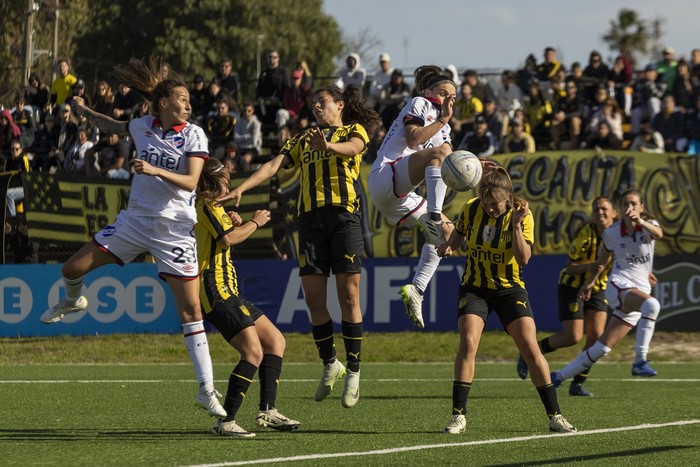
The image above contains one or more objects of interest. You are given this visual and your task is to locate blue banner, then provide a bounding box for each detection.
[1,256,698,337]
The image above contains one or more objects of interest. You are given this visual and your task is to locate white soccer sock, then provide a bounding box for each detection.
[182,320,214,392]
[64,276,85,301]
[425,166,447,214]
[635,298,660,363]
[559,341,611,381]
[413,243,441,294]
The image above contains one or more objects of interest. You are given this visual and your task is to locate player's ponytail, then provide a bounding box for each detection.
[113,57,186,116]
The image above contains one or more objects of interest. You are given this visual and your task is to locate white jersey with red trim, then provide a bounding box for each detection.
[374,96,451,167]
[127,115,208,222]
[602,219,658,293]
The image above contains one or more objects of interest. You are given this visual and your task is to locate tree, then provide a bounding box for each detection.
[601,8,651,66]
[0,0,90,101]
[73,0,343,100]
[337,26,383,73]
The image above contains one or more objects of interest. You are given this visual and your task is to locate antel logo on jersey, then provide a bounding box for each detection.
[42,276,168,324]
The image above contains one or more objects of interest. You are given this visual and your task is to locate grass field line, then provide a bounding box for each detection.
[3,361,698,366]
[186,419,700,467]
[2,377,700,384]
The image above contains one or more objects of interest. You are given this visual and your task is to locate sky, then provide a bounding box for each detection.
[323,0,697,74]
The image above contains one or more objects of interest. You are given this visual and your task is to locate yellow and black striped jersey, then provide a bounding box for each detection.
[281,123,369,215]
[455,197,534,290]
[195,199,238,313]
[558,221,611,292]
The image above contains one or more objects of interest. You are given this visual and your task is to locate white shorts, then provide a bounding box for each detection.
[94,210,198,280]
[368,157,426,226]
[606,278,645,326]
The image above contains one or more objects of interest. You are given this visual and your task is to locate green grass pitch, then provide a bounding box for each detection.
[1,361,699,466]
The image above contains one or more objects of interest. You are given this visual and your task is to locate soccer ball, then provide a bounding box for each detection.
[441,150,483,192]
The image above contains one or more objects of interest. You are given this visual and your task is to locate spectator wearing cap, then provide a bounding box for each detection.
[656,47,678,91]
[630,63,667,134]
[189,74,209,124]
[367,52,394,109]
[50,59,77,108]
[502,118,535,153]
[217,58,239,102]
[112,83,142,122]
[65,79,92,111]
[458,113,496,158]
[276,68,313,129]
[335,53,366,91]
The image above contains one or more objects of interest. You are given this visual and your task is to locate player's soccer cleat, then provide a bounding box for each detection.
[631,360,658,377]
[341,370,360,408]
[417,213,448,247]
[41,296,88,324]
[212,418,255,438]
[516,354,529,380]
[549,414,577,433]
[400,284,425,329]
[256,408,300,431]
[550,371,563,389]
[195,387,227,418]
[569,382,593,397]
[443,414,467,434]
[314,359,346,401]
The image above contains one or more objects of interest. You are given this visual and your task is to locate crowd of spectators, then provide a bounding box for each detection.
[2,46,700,262]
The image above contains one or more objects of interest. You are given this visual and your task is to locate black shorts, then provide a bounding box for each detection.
[457,285,534,327]
[558,284,608,321]
[298,206,363,276]
[203,295,264,342]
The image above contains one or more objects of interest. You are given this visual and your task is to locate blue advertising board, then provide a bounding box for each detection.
[2,255,698,337]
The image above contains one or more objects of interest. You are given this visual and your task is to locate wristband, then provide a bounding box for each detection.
[250,220,260,229]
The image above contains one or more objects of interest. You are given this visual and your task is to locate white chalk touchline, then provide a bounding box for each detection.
[184,419,700,467]
[1,378,699,384]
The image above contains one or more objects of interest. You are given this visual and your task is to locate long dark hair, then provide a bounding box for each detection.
[197,158,230,205]
[113,57,186,116]
[315,85,381,134]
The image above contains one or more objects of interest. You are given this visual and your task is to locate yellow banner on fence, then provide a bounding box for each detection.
[23,173,130,246]
[359,151,700,257]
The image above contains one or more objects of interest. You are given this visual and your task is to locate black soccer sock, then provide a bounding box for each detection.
[537,383,561,418]
[223,360,258,422]
[342,320,363,373]
[573,366,591,384]
[539,337,555,354]
[452,381,472,416]
[259,354,283,410]
[312,320,336,365]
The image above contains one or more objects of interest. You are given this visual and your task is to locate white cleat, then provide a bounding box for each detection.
[399,284,425,329]
[418,213,448,246]
[341,370,360,408]
[549,414,577,433]
[212,418,255,438]
[195,387,227,418]
[443,414,467,434]
[314,359,346,401]
[256,408,300,431]
[41,296,88,324]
